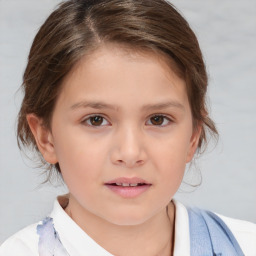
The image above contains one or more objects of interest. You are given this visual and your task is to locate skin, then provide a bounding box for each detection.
[27,45,201,256]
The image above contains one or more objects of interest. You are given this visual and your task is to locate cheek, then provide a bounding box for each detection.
[149,131,192,187]
[52,128,108,186]
[151,133,191,169]
[156,148,186,190]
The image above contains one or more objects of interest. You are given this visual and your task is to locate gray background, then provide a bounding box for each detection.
[0,0,255,245]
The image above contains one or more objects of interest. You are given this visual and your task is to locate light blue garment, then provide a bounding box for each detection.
[188,208,245,256]
[37,217,70,256]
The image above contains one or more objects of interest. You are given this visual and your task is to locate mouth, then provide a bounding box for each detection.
[107,182,148,187]
[104,177,152,198]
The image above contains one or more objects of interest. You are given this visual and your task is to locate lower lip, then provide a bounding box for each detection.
[105,184,151,198]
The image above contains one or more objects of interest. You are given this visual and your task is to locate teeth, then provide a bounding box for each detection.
[115,183,140,187]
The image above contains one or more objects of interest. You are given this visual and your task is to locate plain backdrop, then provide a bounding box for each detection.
[0,0,255,245]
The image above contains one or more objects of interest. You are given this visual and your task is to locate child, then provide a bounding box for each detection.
[0,0,255,255]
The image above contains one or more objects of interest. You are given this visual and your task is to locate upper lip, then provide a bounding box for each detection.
[105,177,151,185]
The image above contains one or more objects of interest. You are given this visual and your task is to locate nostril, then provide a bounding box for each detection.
[112,155,146,167]
[136,160,145,166]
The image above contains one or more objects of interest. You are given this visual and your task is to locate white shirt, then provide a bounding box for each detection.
[0,196,255,256]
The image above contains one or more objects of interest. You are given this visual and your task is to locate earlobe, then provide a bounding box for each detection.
[186,125,202,163]
[26,114,58,164]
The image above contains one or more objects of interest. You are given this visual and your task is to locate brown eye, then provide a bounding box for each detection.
[147,115,171,126]
[89,116,103,126]
[82,115,110,127]
[150,116,164,125]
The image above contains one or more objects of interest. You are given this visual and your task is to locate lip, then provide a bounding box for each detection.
[104,177,152,198]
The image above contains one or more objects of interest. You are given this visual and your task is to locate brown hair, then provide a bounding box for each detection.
[17,0,218,177]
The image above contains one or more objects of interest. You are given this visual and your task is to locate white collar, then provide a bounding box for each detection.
[50,195,190,256]
[172,199,190,256]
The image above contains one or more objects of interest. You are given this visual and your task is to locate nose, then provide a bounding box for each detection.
[110,125,147,168]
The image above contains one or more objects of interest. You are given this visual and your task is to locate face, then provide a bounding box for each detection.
[30,45,200,226]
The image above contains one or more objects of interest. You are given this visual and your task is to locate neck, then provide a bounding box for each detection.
[65,196,175,256]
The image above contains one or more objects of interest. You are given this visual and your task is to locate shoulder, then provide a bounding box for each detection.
[217,213,256,255]
[0,223,39,256]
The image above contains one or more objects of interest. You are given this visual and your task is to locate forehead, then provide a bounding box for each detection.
[70,43,184,80]
[57,44,189,112]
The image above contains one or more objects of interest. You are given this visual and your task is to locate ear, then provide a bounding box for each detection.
[186,124,202,163]
[26,114,58,164]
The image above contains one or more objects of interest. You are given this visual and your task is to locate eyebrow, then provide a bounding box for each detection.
[70,100,185,112]
[142,101,185,112]
[70,101,119,111]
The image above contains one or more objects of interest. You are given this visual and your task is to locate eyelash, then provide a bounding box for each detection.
[81,114,173,127]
